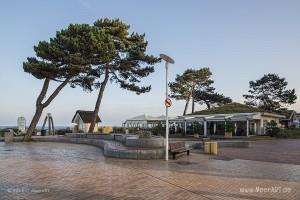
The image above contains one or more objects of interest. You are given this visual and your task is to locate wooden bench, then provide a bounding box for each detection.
[169,142,192,159]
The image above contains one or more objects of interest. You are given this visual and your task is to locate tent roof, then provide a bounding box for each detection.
[126,114,166,121]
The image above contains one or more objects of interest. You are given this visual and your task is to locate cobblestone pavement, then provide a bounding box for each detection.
[216,139,300,165]
[0,142,299,200]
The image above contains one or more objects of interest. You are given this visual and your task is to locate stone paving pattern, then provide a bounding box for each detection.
[216,139,300,165]
[0,141,300,200]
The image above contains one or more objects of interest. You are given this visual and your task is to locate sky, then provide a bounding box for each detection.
[0,0,300,126]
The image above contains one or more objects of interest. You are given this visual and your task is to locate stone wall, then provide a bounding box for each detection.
[125,138,165,148]
[31,136,165,160]
[65,133,164,148]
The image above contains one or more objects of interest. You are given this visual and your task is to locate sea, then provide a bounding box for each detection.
[0,125,70,130]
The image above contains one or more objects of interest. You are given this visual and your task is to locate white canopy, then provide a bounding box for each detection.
[169,112,285,123]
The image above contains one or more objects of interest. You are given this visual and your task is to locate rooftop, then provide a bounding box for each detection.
[192,103,263,115]
[125,114,166,121]
[72,110,101,123]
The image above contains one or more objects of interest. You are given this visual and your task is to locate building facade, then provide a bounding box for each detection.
[123,104,286,137]
[123,114,166,128]
[72,110,101,133]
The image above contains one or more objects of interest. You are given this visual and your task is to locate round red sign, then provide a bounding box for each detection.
[165,98,172,108]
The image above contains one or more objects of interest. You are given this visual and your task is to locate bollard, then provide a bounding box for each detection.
[210,142,218,155]
[204,142,211,154]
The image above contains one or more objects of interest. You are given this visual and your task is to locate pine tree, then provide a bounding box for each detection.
[243,73,297,112]
[194,90,232,109]
[23,24,114,140]
[88,18,160,132]
[169,68,213,115]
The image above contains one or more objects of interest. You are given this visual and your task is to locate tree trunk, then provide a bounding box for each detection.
[24,105,44,141]
[192,95,195,113]
[183,99,190,115]
[183,93,192,115]
[89,71,109,133]
[24,78,50,141]
[205,102,211,109]
[24,78,70,141]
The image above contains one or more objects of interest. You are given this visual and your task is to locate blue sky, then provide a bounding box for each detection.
[0,0,300,126]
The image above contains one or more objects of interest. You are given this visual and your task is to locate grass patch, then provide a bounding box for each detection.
[192,103,263,115]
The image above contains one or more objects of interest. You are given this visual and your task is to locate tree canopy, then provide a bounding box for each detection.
[169,68,213,115]
[93,18,160,94]
[23,23,115,139]
[24,24,114,90]
[243,73,297,112]
[194,90,232,109]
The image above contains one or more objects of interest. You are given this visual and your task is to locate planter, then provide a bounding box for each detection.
[224,132,232,138]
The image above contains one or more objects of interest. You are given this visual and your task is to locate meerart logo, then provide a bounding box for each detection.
[7,187,50,194]
[240,186,291,193]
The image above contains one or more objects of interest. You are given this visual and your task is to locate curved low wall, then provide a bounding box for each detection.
[8,134,250,159]
[66,133,164,149]
[104,142,164,160]
[125,138,165,148]
[66,133,139,142]
[31,136,165,160]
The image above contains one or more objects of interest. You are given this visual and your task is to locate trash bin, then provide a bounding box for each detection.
[204,142,211,154]
[41,129,46,136]
[210,142,218,155]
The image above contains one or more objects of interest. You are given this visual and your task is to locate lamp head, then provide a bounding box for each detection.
[160,54,175,64]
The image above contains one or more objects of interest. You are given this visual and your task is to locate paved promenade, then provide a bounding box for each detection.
[216,139,300,165]
[0,141,299,200]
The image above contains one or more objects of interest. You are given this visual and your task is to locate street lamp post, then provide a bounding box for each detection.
[160,54,175,161]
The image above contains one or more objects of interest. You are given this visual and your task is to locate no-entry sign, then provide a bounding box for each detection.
[165,98,172,108]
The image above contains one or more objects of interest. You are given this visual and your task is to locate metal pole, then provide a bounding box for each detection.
[165,61,169,161]
[246,120,249,137]
[48,115,51,136]
[160,53,174,161]
[204,121,207,137]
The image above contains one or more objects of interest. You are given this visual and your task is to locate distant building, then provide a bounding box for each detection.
[189,103,285,136]
[182,112,284,136]
[123,103,286,137]
[294,113,300,128]
[72,110,101,133]
[123,114,166,128]
[279,110,298,128]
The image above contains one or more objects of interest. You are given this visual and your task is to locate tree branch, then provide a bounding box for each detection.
[42,77,72,107]
[36,78,50,107]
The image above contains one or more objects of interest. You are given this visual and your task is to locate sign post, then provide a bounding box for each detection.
[160,54,175,161]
